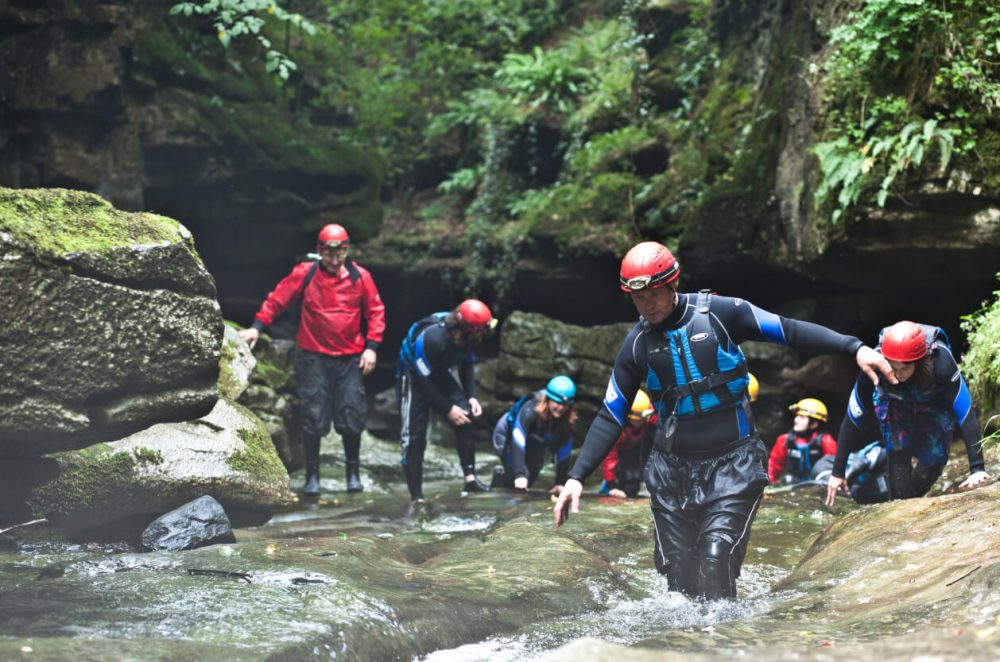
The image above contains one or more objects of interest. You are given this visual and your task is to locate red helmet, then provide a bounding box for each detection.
[456,299,495,333]
[880,321,928,362]
[317,224,350,248]
[620,241,679,292]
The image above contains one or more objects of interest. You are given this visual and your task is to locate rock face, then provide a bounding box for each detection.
[24,398,293,537]
[0,187,223,456]
[0,0,385,323]
[140,495,236,552]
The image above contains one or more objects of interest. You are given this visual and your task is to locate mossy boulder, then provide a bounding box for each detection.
[218,323,256,400]
[24,398,293,539]
[0,187,223,456]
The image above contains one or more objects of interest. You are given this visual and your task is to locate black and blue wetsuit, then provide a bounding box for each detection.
[833,339,984,499]
[396,314,479,500]
[491,391,574,488]
[568,290,864,599]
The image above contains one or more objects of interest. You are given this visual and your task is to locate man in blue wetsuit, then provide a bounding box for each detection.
[554,241,896,600]
[397,299,497,502]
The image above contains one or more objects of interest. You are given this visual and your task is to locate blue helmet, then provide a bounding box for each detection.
[545,375,576,404]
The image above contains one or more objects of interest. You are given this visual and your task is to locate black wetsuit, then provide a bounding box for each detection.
[396,317,479,500]
[568,291,864,599]
[833,344,984,500]
[492,392,574,488]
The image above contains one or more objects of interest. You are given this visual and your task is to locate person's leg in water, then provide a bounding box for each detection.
[490,417,515,489]
[647,450,700,597]
[330,356,367,493]
[455,421,489,493]
[398,372,430,501]
[886,449,916,499]
[298,351,333,497]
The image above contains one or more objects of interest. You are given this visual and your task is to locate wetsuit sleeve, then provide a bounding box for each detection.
[602,435,623,485]
[568,325,646,482]
[832,375,876,477]
[509,403,536,479]
[821,432,838,457]
[252,264,310,329]
[412,327,459,414]
[768,434,789,484]
[359,270,385,351]
[712,296,864,356]
[936,348,985,473]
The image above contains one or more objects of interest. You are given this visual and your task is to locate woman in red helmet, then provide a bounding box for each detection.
[825,321,990,506]
[554,241,896,600]
[396,299,497,501]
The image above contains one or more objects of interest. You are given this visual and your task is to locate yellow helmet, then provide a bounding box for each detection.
[747,373,759,402]
[628,391,654,420]
[789,398,828,423]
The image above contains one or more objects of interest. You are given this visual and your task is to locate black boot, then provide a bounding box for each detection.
[462,476,491,494]
[302,433,321,497]
[345,461,364,493]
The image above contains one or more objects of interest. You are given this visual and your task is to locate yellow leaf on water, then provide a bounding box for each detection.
[487,565,496,576]
[265,544,278,555]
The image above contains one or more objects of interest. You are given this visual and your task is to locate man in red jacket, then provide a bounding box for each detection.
[238,224,386,496]
[767,398,837,484]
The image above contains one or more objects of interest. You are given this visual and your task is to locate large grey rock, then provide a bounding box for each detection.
[0,187,223,456]
[140,495,236,552]
[25,398,293,538]
[218,324,256,400]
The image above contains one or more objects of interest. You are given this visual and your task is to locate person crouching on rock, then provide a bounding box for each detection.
[396,299,497,502]
[767,398,838,485]
[826,321,991,506]
[491,375,578,493]
[599,390,657,498]
[238,224,385,497]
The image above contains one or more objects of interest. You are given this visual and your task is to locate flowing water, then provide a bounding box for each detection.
[2,436,999,661]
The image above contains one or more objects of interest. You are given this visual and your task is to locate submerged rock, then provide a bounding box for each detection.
[0,187,223,456]
[24,398,292,539]
[141,495,236,552]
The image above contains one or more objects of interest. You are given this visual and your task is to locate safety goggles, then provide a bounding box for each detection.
[620,264,678,291]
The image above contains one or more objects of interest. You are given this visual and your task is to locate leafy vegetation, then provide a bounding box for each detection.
[814,0,1000,222]
[961,275,1000,435]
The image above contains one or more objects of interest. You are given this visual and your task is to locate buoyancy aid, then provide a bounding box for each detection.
[785,430,825,479]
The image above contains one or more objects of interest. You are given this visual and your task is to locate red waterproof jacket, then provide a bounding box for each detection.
[253,260,385,356]
[602,415,657,483]
[767,431,837,483]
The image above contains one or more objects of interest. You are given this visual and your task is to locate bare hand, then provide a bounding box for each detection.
[513,476,528,491]
[237,327,260,350]
[825,475,849,507]
[856,345,897,386]
[548,484,563,495]
[959,471,992,491]
[447,405,471,426]
[468,397,483,418]
[553,479,582,526]
[609,488,627,498]
[359,349,377,376]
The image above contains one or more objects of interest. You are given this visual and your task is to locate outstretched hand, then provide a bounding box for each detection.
[959,471,992,491]
[237,327,260,350]
[825,475,849,507]
[856,345,897,386]
[553,479,582,526]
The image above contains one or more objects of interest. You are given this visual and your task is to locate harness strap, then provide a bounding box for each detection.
[664,364,749,399]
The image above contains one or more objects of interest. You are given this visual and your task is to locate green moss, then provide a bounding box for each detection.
[254,360,292,392]
[962,281,1000,434]
[217,337,241,399]
[0,188,184,256]
[228,402,288,485]
[133,447,164,466]
[28,445,137,520]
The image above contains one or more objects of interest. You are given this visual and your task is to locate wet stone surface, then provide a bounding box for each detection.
[1,435,999,661]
